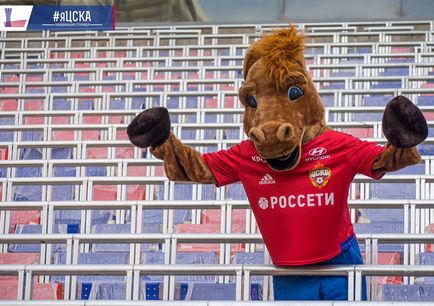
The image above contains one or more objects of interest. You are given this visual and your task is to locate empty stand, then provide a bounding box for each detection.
[0,21,434,303]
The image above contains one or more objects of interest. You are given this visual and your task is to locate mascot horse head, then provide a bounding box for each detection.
[239,26,326,171]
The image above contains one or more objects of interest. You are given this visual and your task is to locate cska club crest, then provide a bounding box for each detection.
[309,162,332,189]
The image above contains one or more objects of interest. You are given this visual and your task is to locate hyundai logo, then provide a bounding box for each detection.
[309,147,327,157]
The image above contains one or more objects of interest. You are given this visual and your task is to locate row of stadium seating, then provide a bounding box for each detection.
[1,21,434,302]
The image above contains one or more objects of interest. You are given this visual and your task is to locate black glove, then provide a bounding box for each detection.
[382,95,428,148]
[127,107,171,148]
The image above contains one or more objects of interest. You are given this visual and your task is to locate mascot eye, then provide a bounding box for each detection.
[247,95,257,108]
[288,86,303,101]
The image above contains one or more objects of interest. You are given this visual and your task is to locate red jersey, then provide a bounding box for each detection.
[203,129,384,266]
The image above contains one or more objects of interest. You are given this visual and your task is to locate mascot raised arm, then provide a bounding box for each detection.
[127,26,428,301]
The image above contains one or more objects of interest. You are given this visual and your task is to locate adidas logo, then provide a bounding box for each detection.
[259,173,276,185]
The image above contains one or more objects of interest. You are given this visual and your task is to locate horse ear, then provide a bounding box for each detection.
[242,46,261,80]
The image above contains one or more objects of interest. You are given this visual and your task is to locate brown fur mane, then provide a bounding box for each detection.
[253,26,305,89]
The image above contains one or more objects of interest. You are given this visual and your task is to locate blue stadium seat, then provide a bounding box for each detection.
[174,209,192,224]
[92,222,130,236]
[4,64,19,69]
[54,210,81,225]
[176,252,217,282]
[79,282,92,300]
[16,166,41,178]
[56,223,80,234]
[86,167,107,176]
[143,210,163,224]
[353,113,383,121]
[393,163,425,175]
[181,129,196,140]
[418,144,434,156]
[54,166,76,177]
[52,182,75,201]
[54,210,112,227]
[54,251,129,265]
[321,83,346,90]
[234,252,264,265]
[141,251,165,264]
[381,68,409,76]
[201,185,216,200]
[94,282,126,300]
[22,131,43,141]
[354,221,404,252]
[131,99,145,109]
[348,47,371,54]
[319,95,335,107]
[389,58,414,63]
[330,71,355,77]
[353,221,404,234]
[419,252,434,265]
[110,99,126,110]
[92,223,160,252]
[188,283,236,300]
[14,150,43,201]
[51,86,68,93]
[225,183,246,200]
[363,95,394,106]
[78,101,94,110]
[9,224,42,252]
[21,148,42,160]
[140,251,165,282]
[362,208,403,222]
[371,183,416,200]
[142,282,162,300]
[21,132,43,141]
[173,183,193,201]
[185,97,198,108]
[371,81,401,89]
[304,48,325,55]
[142,222,162,233]
[52,74,68,81]
[0,131,13,141]
[0,116,14,125]
[418,96,434,106]
[418,253,434,284]
[234,251,265,294]
[53,100,71,110]
[167,97,179,109]
[382,284,434,301]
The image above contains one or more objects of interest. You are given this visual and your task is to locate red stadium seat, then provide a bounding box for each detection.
[10,211,41,232]
[175,223,244,253]
[0,100,18,111]
[93,185,117,201]
[0,280,59,300]
[0,87,18,94]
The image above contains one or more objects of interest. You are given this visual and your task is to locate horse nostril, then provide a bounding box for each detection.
[277,123,294,142]
[248,127,266,145]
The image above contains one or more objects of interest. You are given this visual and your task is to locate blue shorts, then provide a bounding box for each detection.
[273,236,367,301]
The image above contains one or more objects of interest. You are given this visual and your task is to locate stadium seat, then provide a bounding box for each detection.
[1,21,434,303]
[188,283,236,300]
[176,251,217,282]
[382,284,434,301]
[9,224,42,253]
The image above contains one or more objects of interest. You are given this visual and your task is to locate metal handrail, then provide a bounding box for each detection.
[4,263,434,302]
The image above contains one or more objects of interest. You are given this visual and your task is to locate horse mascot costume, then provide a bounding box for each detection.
[127,26,428,300]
